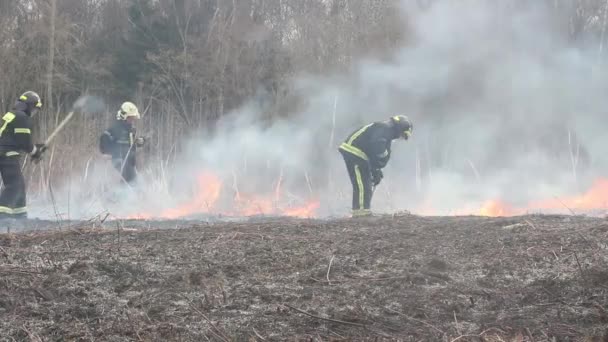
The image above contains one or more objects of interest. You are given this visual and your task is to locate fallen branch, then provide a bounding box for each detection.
[282,303,366,328]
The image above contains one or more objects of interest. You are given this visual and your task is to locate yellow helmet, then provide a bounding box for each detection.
[19,91,43,116]
[117,101,140,120]
[390,115,413,139]
[19,91,43,108]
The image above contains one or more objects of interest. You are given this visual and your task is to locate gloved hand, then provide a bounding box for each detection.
[372,169,383,186]
[30,143,47,163]
[135,136,146,146]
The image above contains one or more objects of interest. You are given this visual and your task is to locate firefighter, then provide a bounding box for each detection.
[338,115,413,217]
[99,101,145,184]
[0,91,46,219]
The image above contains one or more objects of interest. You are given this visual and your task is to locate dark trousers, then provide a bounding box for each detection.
[340,150,373,211]
[0,156,26,217]
[112,158,136,184]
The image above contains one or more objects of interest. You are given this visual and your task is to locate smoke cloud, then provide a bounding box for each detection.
[31,1,608,219]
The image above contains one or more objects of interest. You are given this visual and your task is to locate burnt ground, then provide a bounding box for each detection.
[1,214,607,341]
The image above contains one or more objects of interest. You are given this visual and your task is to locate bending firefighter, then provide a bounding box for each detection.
[99,102,145,184]
[338,115,413,217]
[0,91,47,219]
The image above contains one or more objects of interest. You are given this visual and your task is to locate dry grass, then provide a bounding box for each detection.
[0,214,607,341]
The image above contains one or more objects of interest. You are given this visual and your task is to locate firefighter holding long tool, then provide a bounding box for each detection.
[99,101,145,184]
[339,115,413,217]
[0,91,47,219]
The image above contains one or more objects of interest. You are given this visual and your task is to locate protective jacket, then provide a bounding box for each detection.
[338,121,399,216]
[339,121,396,170]
[0,102,35,157]
[100,120,137,161]
[100,120,139,183]
[0,101,37,218]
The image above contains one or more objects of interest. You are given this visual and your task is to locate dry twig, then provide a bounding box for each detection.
[385,307,444,334]
[283,303,366,328]
[554,196,576,215]
[252,327,266,341]
[450,328,507,342]
[0,245,8,258]
[0,268,43,276]
[326,254,335,285]
[573,252,587,284]
[181,295,230,342]
[453,311,461,335]
[524,219,537,230]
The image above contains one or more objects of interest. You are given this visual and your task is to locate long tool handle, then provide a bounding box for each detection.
[44,111,75,145]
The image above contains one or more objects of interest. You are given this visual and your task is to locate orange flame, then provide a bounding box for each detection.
[158,172,223,219]
[282,201,321,218]
[445,199,518,217]
[232,194,275,216]
[529,178,608,212]
[129,170,319,219]
[423,177,608,217]
[477,199,517,217]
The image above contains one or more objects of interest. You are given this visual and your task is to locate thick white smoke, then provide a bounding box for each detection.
[32,1,608,219]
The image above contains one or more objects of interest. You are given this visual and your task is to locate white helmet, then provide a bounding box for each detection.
[117,101,140,120]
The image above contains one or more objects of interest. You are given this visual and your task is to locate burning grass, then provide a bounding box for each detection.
[0,214,607,340]
[126,171,320,220]
[419,177,608,217]
[115,173,608,220]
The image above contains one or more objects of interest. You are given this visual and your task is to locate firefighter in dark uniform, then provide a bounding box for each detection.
[0,91,46,219]
[339,115,413,217]
[99,101,145,184]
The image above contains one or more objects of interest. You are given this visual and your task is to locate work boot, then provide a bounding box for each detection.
[0,214,17,229]
[12,212,27,220]
[351,209,372,218]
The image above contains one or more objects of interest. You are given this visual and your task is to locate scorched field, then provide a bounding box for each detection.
[0,214,607,341]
